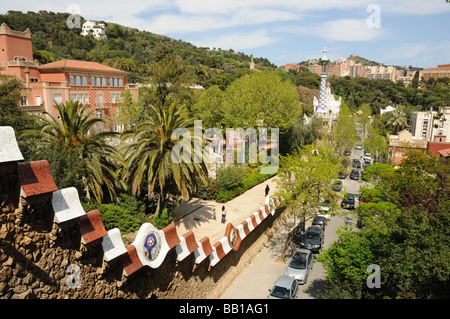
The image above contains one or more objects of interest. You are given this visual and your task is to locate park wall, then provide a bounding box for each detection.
[0,126,287,299]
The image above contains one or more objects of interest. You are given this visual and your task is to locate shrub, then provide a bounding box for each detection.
[215,170,275,203]
[150,208,173,229]
[82,193,148,234]
[217,166,244,191]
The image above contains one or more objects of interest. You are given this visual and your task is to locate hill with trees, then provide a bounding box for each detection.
[0,10,275,88]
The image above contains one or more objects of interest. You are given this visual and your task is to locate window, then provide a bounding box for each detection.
[82,76,88,86]
[97,94,102,106]
[102,77,107,87]
[35,96,41,105]
[96,77,101,87]
[91,77,96,87]
[20,96,28,106]
[53,94,62,106]
[111,93,121,104]
[70,75,75,86]
[75,76,81,86]
[118,78,123,87]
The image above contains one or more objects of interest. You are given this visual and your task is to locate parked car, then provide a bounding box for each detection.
[363,160,371,168]
[350,169,360,180]
[300,226,324,253]
[363,152,372,161]
[352,158,361,168]
[341,193,356,209]
[344,149,351,156]
[268,275,299,299]
[312,216,327,231]
[332,180,343,191]
[292,226,305,245]
[355,143,362,150]
[284,248,314,284]
[342,159,349,168]
[338,171,347,179]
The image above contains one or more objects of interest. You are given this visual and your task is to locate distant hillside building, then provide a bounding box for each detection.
[80,20,107,40]
[0,23,137,132]
[421,64,450,81]
[281,63,300,72]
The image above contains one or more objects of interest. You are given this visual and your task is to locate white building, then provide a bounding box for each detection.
[81,20,107,40]
[380,105,396,116]
[313,82,342,119]
[409,107,450,142]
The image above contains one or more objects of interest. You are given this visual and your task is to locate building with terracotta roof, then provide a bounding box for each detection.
[0,23,137,131]
[388,129,427,165]
[421,64,450,81]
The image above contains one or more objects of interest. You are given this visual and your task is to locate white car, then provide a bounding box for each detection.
[284,249,314,284]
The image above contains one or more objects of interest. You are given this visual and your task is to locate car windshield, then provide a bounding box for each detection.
[271,286,290,299]
[305,231,320,239]
[289,252,308,270]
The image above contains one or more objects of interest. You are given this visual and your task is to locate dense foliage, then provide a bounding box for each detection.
[318,150,450,299]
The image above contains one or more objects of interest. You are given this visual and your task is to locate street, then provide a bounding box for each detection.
[219,147,363,299]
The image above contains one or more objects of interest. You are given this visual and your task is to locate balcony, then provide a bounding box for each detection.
[20,104,44,113]
[8,60,39,68]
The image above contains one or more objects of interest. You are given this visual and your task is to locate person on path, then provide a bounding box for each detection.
[212,208,216,220]
[265,184,270,197]
[221,205,227,224]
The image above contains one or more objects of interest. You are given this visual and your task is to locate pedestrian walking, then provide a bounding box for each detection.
[221,205,227,224]
[212,208,216,220]
[265,184,270,197]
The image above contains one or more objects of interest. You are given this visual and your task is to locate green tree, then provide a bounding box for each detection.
[276,144,343,258]
[21,101,121,203]
[318,149,450,299]
[221,70,302,132]
[329,104,358,156]
[120,103,208,216]
[385,108,408,134]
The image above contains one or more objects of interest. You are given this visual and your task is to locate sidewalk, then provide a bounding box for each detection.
[172,176,279,244]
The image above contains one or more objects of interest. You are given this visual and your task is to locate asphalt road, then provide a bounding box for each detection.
[219,148,363,299]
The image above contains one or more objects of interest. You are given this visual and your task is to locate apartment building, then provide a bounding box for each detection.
[409,107,450,142]
[0,23,137,131]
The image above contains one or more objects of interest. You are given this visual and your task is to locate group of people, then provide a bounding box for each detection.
[211,206,228,224]
[211,184,270,224]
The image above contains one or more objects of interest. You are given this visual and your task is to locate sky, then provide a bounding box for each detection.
[2,0,450,68]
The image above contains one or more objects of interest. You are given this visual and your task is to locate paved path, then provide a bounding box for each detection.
[172,176,279,244]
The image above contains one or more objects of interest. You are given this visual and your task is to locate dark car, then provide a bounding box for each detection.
[292,226,306,245]
[300,226,324,253]
[352,158,361,168]
[332,180,343,191]
[363,160,371,168]
[341,193,356,209]
[350,169,360,180]
[338,171,347,179]
[312,216,327,231]
[344,149,351,156]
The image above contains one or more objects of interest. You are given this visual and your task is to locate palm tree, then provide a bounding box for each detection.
[21,100,122,203]
[120,103,208,216]
[386,108,408,134]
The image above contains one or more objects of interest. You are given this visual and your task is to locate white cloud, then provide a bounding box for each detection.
[146,7,300,34]
[279,19,383,42]
[382,41,450,66]
[194,29,276,50]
